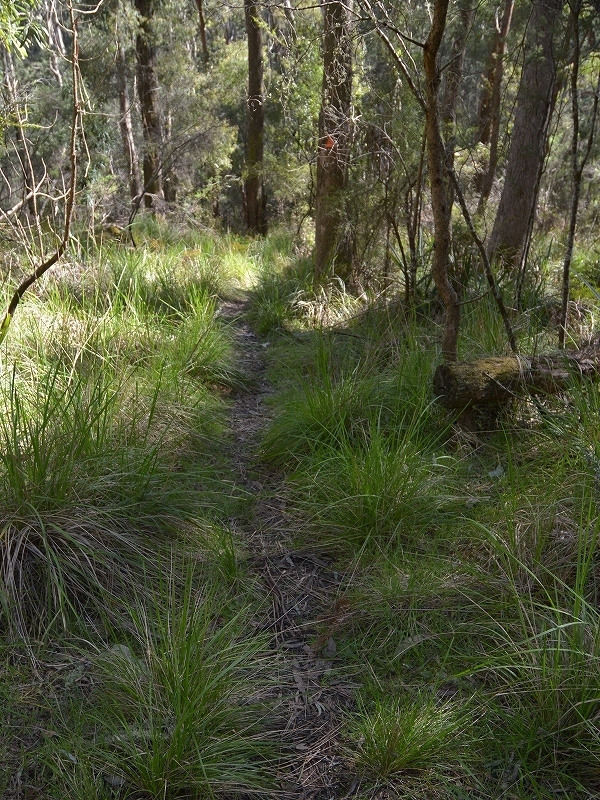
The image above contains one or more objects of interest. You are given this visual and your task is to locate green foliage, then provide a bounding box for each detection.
[347,694,481,779]
[47,571,274,799]
[0,0,39,56]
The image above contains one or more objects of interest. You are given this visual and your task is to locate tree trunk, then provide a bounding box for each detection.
[134,0,163,211]
[116,43,142,202]
[44,0,65,87]
[424,0,460,363]
[477,0,514,212]
[487,0,563,267]
[283,0,297,42]
[434,345,600,409]
[314,0,353,282]
[194,0,210,65]
[441,0,474,177]
[558,7,599,348]
[244,0,267,235]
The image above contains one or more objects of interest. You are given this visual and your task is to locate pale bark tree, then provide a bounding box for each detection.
[44,0,66,87]
[134,0,164,210]
[244,0,267,235]
[116,42,142,202]
[2,48,38,221]
[314,0,354,282]
[477,0,515,212]
[487,0,563,267]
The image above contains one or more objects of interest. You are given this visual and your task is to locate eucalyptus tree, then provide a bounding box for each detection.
[314,0,354,282]
[487,0,564,268]
[134,0,164,209]
[244,0,267,234]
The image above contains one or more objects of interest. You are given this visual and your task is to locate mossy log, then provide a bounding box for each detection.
[433,347,600,409]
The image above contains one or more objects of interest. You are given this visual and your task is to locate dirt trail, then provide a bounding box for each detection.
[222,298,356,800]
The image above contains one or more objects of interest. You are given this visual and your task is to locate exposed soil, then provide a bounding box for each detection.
[222,298,357,800]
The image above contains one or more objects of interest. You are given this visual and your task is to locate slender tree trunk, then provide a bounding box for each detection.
[477,0,514,212]
[559,6,600,347]
[314,0,353,282]
[194,0,210,65]
[487,0,563,267]
[116,43,142,202]
[244,0,267,235]
[283,0,297,42]
[134,0,163,210]
[44,0,65,87]
[441,0,474,177]
[424,0,460,363]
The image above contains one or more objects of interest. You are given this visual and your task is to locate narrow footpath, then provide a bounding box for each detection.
[222,298,358,800]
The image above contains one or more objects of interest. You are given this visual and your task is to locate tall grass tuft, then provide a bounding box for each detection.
[49,569,274,799]
[347,693,481,779]
[0,361,210,635]
[294,424,456,551]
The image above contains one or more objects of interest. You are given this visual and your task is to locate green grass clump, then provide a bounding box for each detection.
[293,426,456,551]
[347,694,481,780]
[0,232,249,636]
[47,571,274,799]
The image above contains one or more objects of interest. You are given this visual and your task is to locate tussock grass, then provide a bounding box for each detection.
[346,693,482,779]
[47,569,274,799]
[251,255,600,797]
[0,231,252,637]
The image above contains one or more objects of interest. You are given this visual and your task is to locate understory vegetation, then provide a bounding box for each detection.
[1,224,600,800]
[251,237,600,799]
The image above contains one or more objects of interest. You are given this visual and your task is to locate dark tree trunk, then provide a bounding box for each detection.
[116,43,142,202]
[194,0,210,64]
[487,0,563,267]
[134,0,163,211]
[244,0,267,235]
[477,0,514,212]
[424,0,460,363]
[314,0,353,282]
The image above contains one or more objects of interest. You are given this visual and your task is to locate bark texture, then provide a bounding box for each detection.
[477,0,514,211]
[314,0,353,281]
[424,0,460,363]
[116,43,142,202]
[194,0,210,64]
[134,0,163,210]
[434,345,600,408]
[487,0,563,266]
[244,0,267,235]
[441,0,474,175]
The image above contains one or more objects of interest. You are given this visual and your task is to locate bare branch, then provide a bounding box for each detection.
[0,1,81,347]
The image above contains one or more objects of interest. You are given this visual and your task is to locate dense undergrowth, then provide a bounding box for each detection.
[252,250,600,799]
[2,223,600,799]
[0,223,273,799]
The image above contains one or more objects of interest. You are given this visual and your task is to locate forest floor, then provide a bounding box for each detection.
[2,229,600,800]
[223,297,356,799]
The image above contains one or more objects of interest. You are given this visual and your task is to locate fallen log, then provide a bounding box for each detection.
[433,345,600,409]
